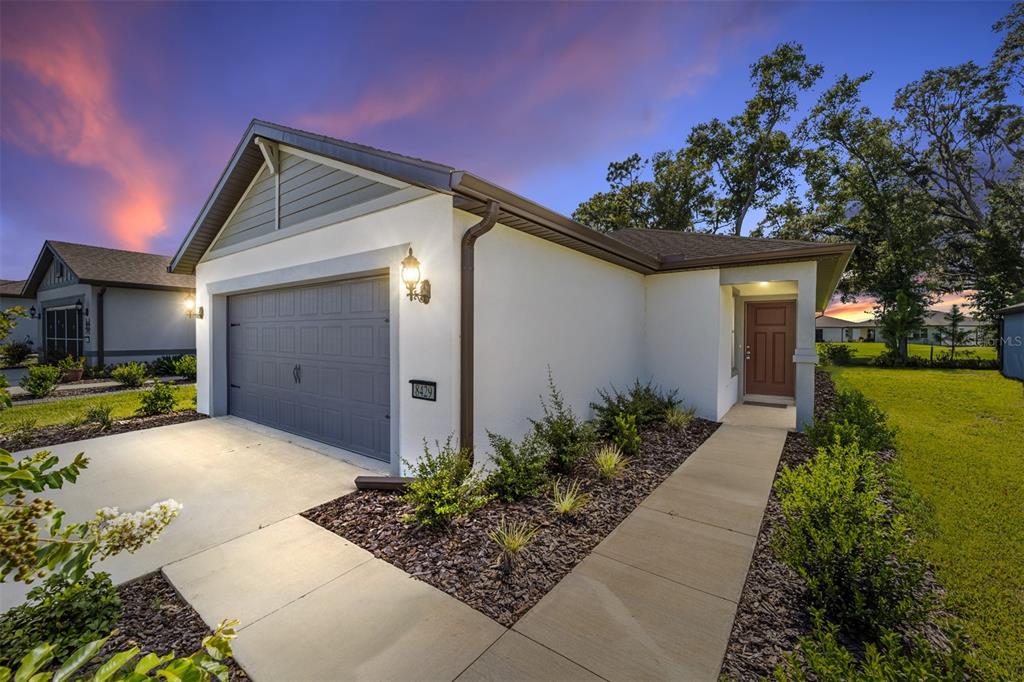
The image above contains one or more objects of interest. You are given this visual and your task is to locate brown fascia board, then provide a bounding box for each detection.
[656,242,855,272]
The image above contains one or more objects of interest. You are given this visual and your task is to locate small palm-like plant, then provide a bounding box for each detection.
[593,444,629,480]
[487,516,538,575]
[664,405,695,430]
[550,478,591,517]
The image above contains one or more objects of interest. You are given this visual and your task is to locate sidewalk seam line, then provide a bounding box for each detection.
[590,551,740,605]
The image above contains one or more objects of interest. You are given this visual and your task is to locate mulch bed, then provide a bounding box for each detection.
[0,411,207,452]
[303,419,719,627]
[720,369,952,679]
[79,572,249,680]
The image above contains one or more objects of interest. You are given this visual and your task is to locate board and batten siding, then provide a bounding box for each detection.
[38,258,78,291]
[211,151,403,252]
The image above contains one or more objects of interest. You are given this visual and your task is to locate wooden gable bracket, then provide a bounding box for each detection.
[254,136,279,175]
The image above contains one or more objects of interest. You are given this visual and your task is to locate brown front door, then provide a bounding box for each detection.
[745,301,796,397]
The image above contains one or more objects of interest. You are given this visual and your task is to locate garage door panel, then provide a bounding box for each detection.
[228,276,391,462]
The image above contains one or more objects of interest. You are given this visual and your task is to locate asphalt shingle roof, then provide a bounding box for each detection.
[0,279,28,297]
[605,228,828,263]
[47,242,195,289]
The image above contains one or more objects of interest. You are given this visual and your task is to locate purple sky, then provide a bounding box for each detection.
[0,1,1013,281]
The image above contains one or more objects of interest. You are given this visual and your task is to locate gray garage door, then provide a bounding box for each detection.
[227,277,390,462]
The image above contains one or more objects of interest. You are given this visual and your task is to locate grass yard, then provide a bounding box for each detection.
[829,367,1024,678]
[820,341,997,365]
[0,384,196,429]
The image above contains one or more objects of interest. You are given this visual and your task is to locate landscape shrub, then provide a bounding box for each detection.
[610,413,641,456]
[816,342,854,366]
[549,478,591,517]
[530,370,596,474]
[773,437,925,637]
[137,380,176,416]
[591,379,679,436]
[593,444,629,480]
[83,363,113,380]
[487,516,538,575]
[773,612,971,681]
[664,405,695,430]
[0,375,11,411]
[0,571,122,668]
[85,403,114,430]
[806,388,896,453]
[486,431,551,502]
[3,417,38,449]
[173,354,197,380]
[18,364,63,398]
[111,361,147,387]
[149,354,181,376]
[56,355,85,372]
[0,341,32,367]
[401,436,493,527]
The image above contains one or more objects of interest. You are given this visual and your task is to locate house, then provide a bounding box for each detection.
[3,241,197,365]
[0,279,35,347]
[815,315,875,342]
[169,120,854,473]
[998,301,1024,380]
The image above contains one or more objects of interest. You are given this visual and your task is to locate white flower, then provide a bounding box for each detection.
[91,499,183,557]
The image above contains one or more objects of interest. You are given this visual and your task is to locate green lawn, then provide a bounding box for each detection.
[0,385,196,429]
[829,367,1023,678]
[820,341,997,365]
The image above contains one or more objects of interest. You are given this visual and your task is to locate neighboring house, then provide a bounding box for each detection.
[909,310,986,346]
[6,241,196,366]
[0,279,35,348]
[815,315,875,342]
[998,301,1024,380]
[169,120,854,473]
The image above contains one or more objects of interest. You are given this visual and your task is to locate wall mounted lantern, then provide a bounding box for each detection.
[401,247,431,304]
[184,295,204,320]
[28,306,37,319]
[75,298,89,316]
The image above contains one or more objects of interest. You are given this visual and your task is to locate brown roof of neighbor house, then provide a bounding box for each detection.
[170,120,854,310]
[23,241,195,295]
[0,279,30,297]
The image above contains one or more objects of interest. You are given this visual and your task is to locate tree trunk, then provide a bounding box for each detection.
[899,335,909,360]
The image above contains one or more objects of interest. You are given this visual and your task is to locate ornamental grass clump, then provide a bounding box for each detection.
[488,516,538,575]
[550,478,591,517]
[85,403,114,431]
[773,436,925,638]
[486,431,551,502]
[401,436,493,527]
[593,444,629,480]
[530,369,596,474]
[664,405,695,430]
[3,417,38,449]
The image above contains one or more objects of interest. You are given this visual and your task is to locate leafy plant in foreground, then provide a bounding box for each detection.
[530,369,596,474]
[0,571,121,668]
[401,436,493,527]
[486,431,550,502]
[19,365,63,398]
[773,437,925,637]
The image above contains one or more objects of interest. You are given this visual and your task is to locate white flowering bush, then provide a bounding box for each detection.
[0,449,181,584]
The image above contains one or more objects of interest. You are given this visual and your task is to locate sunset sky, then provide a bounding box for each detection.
[0,1,1011,318]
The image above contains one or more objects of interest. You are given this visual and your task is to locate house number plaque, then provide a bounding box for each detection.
[410,379,437,401]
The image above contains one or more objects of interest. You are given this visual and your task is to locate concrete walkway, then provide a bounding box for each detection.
[471,421,789,682]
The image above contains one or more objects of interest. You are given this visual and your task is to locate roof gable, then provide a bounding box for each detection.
[23,241,195,295]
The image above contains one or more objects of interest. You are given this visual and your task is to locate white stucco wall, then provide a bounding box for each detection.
[101,287,196,362]
[193,192,460,474]
[470,218,647,457]
[644,269,723,421]
[717,287,739,417]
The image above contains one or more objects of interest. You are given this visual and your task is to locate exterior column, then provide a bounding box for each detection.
[793,348,818,431]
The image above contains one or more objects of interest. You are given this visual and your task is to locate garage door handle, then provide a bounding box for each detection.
[292,365,300,383]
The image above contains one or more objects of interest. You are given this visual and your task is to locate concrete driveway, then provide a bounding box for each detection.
[1,416,378,610]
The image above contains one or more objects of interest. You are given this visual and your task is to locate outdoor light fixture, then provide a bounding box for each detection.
[401,247,431,304]
[184,295,204,320]
[28,306,37,319]
[75,298,83,312]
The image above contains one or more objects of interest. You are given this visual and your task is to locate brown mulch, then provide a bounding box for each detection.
[303,419,719,627]
[720,430,816,680]
[0,411,207,452]
[80,572,249,680]
[814,367,839,422]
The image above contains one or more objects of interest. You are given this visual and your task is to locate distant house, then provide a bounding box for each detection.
[998,301,1024,380]
[816,309,987,346]
[1,241,196,366]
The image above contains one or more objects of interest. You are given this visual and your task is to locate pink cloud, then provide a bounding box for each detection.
[825,292,977,321]
[1,2,172,251]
